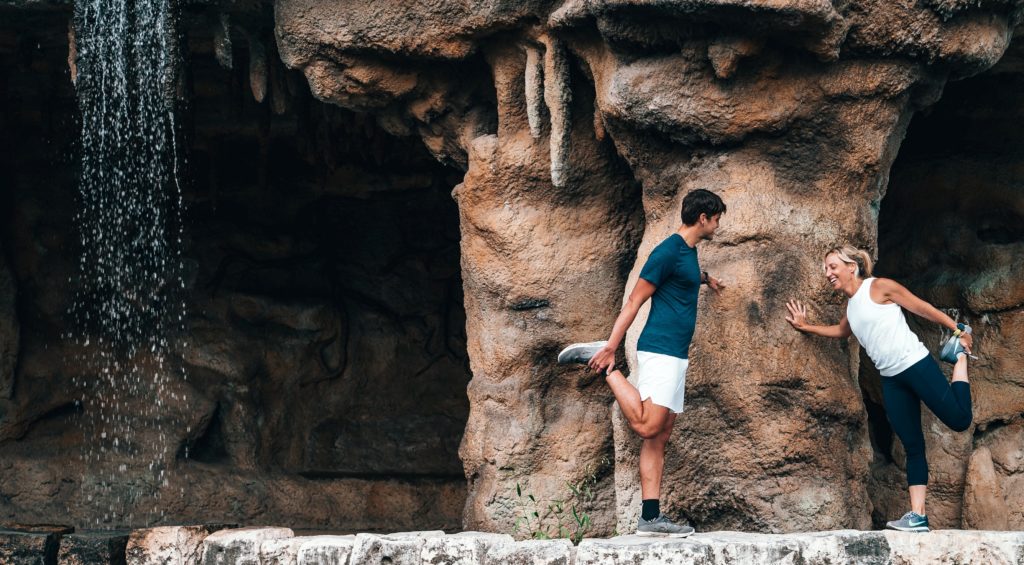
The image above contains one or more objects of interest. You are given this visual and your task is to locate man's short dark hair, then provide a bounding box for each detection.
[680,188,726,225]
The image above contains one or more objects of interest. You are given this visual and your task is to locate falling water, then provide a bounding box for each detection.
[70,0,184,528]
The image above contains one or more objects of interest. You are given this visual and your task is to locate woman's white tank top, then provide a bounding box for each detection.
[846,278,929,377]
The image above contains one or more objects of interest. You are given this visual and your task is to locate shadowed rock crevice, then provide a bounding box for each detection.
[871,34,1024,529]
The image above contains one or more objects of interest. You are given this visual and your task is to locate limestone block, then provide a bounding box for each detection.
[577,531,1024,564]
[58,531,129,565]
[295,535,355,565]
[884,530,1024,564]
[698,531,811,563]
[577,536,712,564]
[260,536,307,565]
[0,530,60,565]
[127,525,231,565]
[791,530,890,564]
[483,539,573,565]
[348,533,432,565]
[383,531,445,539]
[201,527,293,565]
[420,531,514,564]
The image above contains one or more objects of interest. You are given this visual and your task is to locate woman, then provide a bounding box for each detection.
[784,244,973,532]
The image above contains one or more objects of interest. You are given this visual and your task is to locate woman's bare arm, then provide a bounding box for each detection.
[874,278,973,351]
[785,299,853,339]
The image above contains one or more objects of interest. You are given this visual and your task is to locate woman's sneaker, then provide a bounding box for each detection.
[557,341,607,364]
[939,335,967,364]
[886,511,929,532]
[636,514,695,537]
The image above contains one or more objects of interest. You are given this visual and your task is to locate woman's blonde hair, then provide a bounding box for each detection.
[823,244,874,278]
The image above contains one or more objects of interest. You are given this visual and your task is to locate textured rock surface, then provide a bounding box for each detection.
[7,526,1024,564]
[348,531,445,565]
[126,525,228,565]
[0,530,60,565]
[294,535,354,565]
[0,17,466,532]
[871,41,1024,529]
[2,0,1024,538]
[0,244,16,400]
[58,531,129,565]
[201,527,293,565]
[962,447,1010,531]
[420,531,514,565]
[275,0,1024,535]
[484,538,573,565]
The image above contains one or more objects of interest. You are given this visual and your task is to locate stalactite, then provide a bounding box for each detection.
[594,104,606,141]
[214,13,232,70]
[269,58,288,114]
[524,45,544,139]
[67,19,78,86]
[542,36,571,188]
[248,35,267,103]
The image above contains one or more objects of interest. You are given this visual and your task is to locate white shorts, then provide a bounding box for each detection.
[636,351,688,414]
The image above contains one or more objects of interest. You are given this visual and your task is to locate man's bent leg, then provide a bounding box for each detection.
[635,411,692,537]
[607,370,672,438]
[640,411,677,500]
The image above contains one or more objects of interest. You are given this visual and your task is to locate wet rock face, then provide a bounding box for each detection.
[275,0,1024,535]
[0,247,16,401]
[0,16,468,531]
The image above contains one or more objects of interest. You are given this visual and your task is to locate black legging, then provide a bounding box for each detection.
[882,355,973,486]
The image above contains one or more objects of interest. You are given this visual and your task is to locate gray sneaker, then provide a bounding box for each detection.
[636,514,695,537]
[557,341,608,365]
[886,511,929,532]
[939,334,967,365]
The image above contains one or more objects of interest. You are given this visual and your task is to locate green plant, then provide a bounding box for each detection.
[511,457,609,545]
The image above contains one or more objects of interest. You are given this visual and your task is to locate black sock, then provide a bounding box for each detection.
[641,499,660,521]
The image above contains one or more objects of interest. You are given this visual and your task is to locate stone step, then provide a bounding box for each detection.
[0,529,61,565]
[4,526,1024,564]
[57,531,130,565]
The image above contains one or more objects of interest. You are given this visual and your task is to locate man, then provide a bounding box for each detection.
[558,188,726,536]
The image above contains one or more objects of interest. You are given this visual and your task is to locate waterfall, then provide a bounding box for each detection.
[71,0,184,528]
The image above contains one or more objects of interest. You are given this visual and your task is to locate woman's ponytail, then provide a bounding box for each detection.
[824,244,873,278]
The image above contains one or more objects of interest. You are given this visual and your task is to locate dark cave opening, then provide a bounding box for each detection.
[0,10,471,531]
[867,36,1024,530]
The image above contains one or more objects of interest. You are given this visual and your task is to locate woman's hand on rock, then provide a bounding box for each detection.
[785,299,809,331]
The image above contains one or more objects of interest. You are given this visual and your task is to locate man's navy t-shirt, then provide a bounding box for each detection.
[636,234,700,359]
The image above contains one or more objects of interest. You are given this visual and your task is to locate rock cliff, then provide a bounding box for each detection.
[0,0,1022,534]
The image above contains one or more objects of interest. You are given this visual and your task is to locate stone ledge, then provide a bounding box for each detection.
[218,529,1024,565]
[4,527,1024,564]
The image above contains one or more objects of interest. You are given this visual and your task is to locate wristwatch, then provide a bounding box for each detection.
[953,322,972,336]
[701,271,710,285]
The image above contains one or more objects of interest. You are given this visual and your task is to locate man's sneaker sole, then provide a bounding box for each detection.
[887,523,929,533]
[557,341,607,364]
[636,530,693,538]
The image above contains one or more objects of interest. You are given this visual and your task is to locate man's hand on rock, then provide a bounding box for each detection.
[708,275,725,294]
[588,345,616,375]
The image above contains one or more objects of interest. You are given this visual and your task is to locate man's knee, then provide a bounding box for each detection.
[631,418,673,440]
[631,422,662,439]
